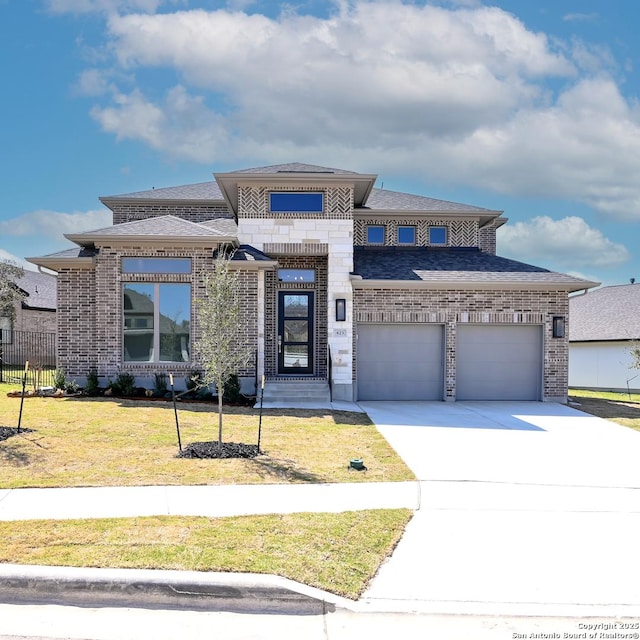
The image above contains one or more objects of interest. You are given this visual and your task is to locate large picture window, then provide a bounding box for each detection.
[123,283,191,362]
[269,192,323,213]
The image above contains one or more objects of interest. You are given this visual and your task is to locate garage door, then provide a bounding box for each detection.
[357,324,444,401]
[456,325,542,401]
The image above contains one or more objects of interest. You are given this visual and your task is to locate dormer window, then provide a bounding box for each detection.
[367,225,385,244]
[429,226,447,246]
[269,192,323,213]
[398,226,416,245]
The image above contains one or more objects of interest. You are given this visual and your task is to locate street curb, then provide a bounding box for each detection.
[0,564,351,615]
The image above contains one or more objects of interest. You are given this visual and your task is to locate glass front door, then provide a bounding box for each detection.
[278,292,314,374]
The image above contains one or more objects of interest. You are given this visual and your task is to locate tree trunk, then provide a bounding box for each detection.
[217,380,223,447]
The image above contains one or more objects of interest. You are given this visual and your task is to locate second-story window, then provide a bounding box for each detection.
[269,192,323,213]
[367,225,385,244]
[397,226,416,245]
[429,226,447,246]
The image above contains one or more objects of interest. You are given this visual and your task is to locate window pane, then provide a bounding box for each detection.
[429,227,447,245]
[284,320,308,342]
[122,258,191,274]
[398,226,416,244]
[159,284,191,362]
[367,226,385,244]
[284,294,309,318]
[270,192,323,212]
[123,284,155,362]
[283,345,309,368]
[278,269,315,283]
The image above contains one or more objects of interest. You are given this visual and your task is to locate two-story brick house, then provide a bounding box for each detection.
[28,163,597,402]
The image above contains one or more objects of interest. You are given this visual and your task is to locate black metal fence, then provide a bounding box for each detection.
[0,330,57,387]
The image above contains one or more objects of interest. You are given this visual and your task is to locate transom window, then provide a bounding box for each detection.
[367,225,385,244]
[269,192,323,213]
[123,283,191,363]
[122,258,191,274]
[397,226,416,245]
[278,269,316,283]
[429,226,447,245]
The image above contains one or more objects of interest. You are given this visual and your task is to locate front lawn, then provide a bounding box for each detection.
[0,383,414,488]
[569,388,640,432]
[0,509,412,599]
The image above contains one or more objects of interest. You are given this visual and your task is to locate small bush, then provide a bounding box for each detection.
[64,380,80,394]
[154,372,168,396]
[84,368,100,396]
[53,368,66,390]
[223,374,242,404]
[110,372,136,397]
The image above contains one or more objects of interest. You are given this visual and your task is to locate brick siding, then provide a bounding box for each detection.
[111,203,232,225]
[57,246,258,384]
[354,288,569,401]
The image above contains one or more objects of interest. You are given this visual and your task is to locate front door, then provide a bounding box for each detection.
[278,292,314,374]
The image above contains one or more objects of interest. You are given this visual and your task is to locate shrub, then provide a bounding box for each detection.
[84,368,100,396]
[64,380,80,394]
[223,374,242,404]
[154,372,168,396]
[110,372,136,397]
[52,368,66,390]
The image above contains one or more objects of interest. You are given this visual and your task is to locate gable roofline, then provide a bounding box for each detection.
[214,163,377,216]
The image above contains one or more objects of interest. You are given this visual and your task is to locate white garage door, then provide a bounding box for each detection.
[357,324,444,401]
[456,325,542,401]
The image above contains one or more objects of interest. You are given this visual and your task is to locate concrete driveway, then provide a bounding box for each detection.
[359,401,640,615]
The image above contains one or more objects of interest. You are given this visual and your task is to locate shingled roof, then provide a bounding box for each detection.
[569,284,640,341]
[352,247,594,291]
[364,188,498,214]
[14,270,57,311]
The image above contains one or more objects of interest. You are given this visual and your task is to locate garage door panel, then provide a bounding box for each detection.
[357,324,444,401]
[457,325,542,401]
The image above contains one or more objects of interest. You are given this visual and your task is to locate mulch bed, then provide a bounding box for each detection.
[0,426,35,442]
[177,441,261,459]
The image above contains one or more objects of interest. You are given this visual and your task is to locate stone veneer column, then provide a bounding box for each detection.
[236,184,355,399]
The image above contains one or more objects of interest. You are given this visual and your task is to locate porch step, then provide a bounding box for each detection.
[262,380,331,403]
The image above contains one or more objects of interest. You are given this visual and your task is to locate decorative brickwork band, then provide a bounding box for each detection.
[353,218,478,246]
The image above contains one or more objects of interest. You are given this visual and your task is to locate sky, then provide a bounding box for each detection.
[0,0,639,288]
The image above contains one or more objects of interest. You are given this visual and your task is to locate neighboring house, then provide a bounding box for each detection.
[0,269,57,336]
[0,269,57,371]
[28,163,597,402]
[569,284,640,392]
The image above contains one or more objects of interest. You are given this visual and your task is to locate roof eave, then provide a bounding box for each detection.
[355,209,502,223]
[65,233,238,247]
[99,196,225,210]
[26,256,96,272]
[350,276,600,292]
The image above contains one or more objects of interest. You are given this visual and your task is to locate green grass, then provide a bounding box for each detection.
[0,509,413,599]
[0,382,414,487]
[569,388,640,432]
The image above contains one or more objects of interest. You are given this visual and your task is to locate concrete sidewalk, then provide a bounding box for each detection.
[0,481,418,521]
[2,401,640,622]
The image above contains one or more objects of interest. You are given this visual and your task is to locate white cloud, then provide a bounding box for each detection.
[0,210,112,237]
[563,12,599,23]
[498,216,630,269]
[91,86,230,162]
[76,2,640,220]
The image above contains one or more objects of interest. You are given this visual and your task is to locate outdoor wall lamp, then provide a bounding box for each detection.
[552,316,565,338]
[336,298,346,322]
